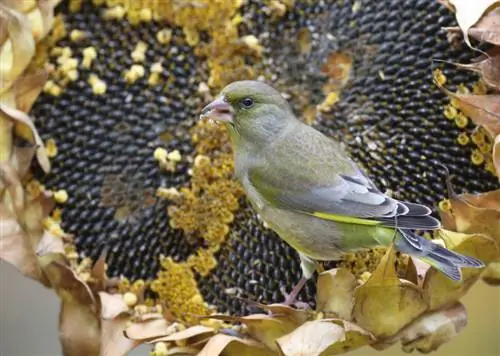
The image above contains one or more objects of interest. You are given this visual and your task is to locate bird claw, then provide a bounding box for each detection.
[278,277,311,310]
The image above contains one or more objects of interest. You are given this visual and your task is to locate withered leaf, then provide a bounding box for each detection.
[494,135,500,180]
[482,261,500,285]
[444,0,500,49]
[59,300,101,356]
[12,69,47,113]
[36,230,65,256]
[373,303,467,353]
[276,319,374,356]
[9,144,36,179]
[424,231,498,311]
[316,268,357,320]
[440,189,500,245]
[445,52,500,91]
[0,205,41,280]
[204,312,301,352]
[197,334,273,356]
[0,162,24,213]
[98,292,140,356]
[124,318,175,341]
[0,104,50,172]
[353,246,428,338]
[0,115,14,162]
[435,83,500,138]
[468,6,500,45]
[0,2,36,95]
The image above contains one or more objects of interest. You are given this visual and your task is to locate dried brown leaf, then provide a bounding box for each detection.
[404,257,431,286]
[12,69,47,113]
[33,0,58,41]
[0,115,14,162]
[59,299,101,356]
[482,261,500,285]
[0,105,50,172]
[316,268,357,320]
[0,162,24,212]
[36,230,65,256]
[444,0,500,49]
[39,256,97,307]
[494,135,500,179]
[203,312,300,352]
[468,7,500,45]
[373,303,467,353]
[98,292,140,356]
[197,334,272,356]
[353,246,428,338]
[0,205,41,279]
[9,144,36,179]
[124,318,175,341]
[445,53,500,91]
[276,319,374,356]
[440,189,500,245]
[435,83,500,138]
[151,325,215,345]
[0,2,36,94]
[424,231,498,311]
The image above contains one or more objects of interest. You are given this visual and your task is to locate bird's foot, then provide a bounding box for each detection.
[279,277,310,310]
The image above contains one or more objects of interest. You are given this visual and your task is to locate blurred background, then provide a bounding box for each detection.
[1,260,499,356]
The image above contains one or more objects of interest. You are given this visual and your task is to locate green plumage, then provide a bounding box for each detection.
[201,80,484,285]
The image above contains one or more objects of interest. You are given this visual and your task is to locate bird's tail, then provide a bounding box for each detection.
[395,230,484,281]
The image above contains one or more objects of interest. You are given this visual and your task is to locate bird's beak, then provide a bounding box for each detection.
[200,96,234,123]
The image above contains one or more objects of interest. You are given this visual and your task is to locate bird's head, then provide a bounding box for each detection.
[200,80,295,144]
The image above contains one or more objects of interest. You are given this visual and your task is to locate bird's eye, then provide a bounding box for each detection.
[240,97,254,108]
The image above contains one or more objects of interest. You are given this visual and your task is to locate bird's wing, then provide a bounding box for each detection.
[247,124,439,229]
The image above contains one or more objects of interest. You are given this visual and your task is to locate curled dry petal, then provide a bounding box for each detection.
[316,268,357,320]
[98,292,140,356]
[0,162,24,212]
[468,7,500,45]
[9,144,37,179]
[0,205,41,280]
[39,256,97,307]
[0,105,50,172]
[29,0,58,41]
[439,189,500,245]
[59,299,101,356]
[151,325,215,344]
[124,318,176,341]
[482,261,500,285]
[443,0,500,49]
[12,69,48,113]
[36,230,65,256]
[205,309,307,352]
[494,135,500,180]
[276,319,374,356]
[197,334,274,356]
[444,52,500,91]
[0,2,35,95]
[0,114,14,162]
[373,303,467,353]
[424,231,499,311]
[352,246,428,338]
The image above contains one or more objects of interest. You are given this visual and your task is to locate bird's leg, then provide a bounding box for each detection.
[279,253,316,309]
[280,276,309,308]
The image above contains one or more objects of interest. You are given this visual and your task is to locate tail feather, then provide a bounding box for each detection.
[395,230,485,281]
[378,215,441,230]
[401,202,432,216]
[419,255,462,281]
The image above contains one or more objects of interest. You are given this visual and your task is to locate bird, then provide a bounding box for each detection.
[199,80,484,306]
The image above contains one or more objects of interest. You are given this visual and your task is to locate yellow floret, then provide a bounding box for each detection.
[54,190,68,203]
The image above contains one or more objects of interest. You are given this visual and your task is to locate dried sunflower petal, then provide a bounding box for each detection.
[353,246,428,338]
